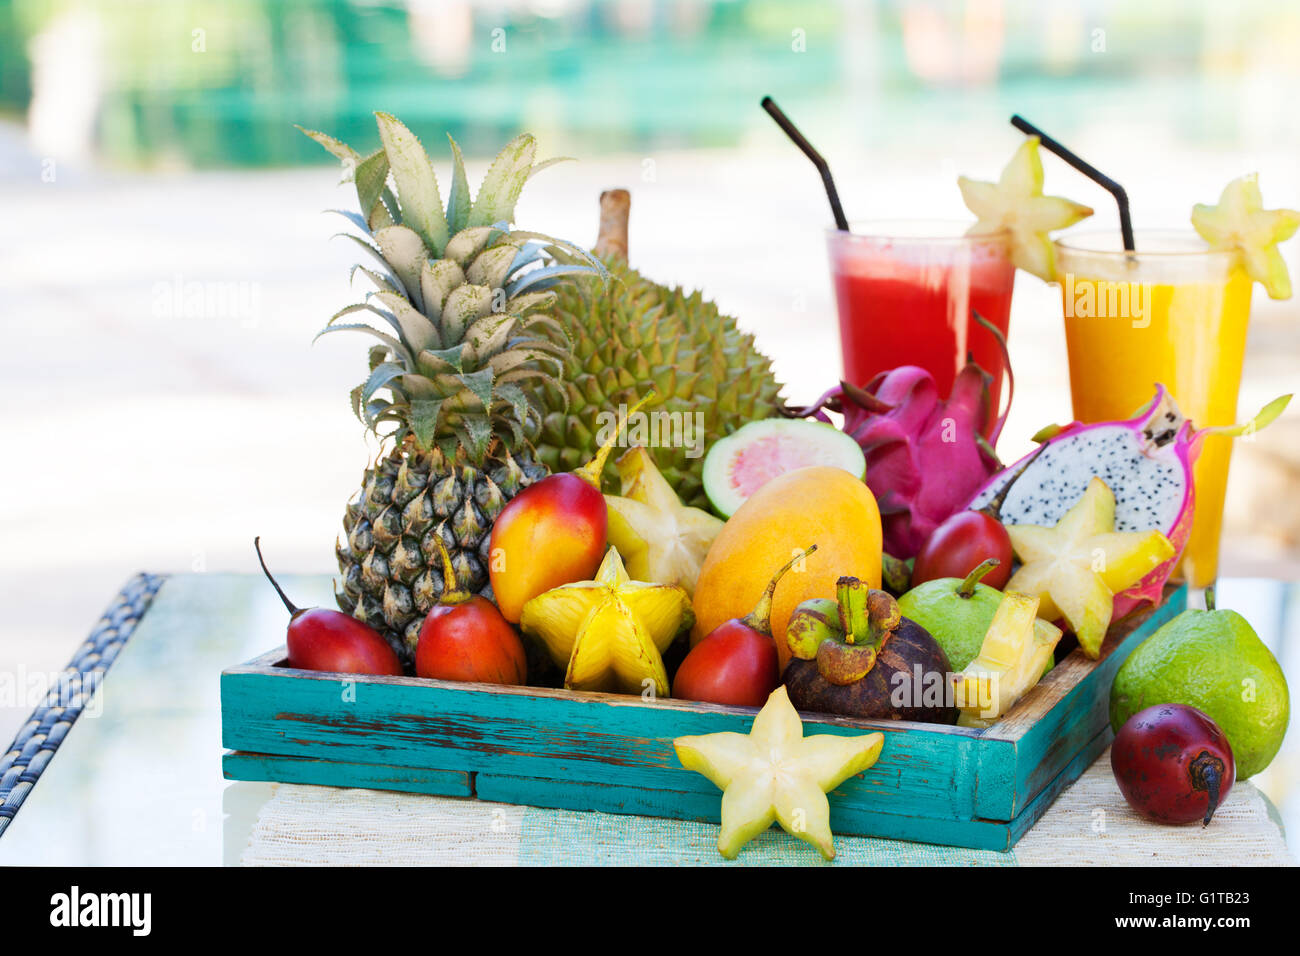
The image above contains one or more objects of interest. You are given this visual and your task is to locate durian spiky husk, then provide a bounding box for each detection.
[537,191,786,510]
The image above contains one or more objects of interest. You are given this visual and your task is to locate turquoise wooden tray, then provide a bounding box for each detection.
[221,585,1186,852]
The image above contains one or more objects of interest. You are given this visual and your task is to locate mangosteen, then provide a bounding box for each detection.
[783,578,957,724]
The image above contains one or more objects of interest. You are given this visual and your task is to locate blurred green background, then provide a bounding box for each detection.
[3,0,1298,167]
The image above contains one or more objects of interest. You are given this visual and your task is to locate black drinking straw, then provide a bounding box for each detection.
[761,96,850,232]
[1010,114,1135,253]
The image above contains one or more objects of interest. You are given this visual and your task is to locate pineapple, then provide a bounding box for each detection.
[303,113,605,665]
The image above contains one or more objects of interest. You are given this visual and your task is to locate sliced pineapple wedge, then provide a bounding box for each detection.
[1005,478,1174,659]
[951,592,1063,727]
[1192,173,1300,300]
[519,547,693,696]
[604,446,724,596]
[959,136,1094,282]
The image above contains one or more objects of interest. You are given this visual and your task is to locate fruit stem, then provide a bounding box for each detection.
[976,449,1045,521]
[1189,751,1227,827]
[593,188,630,262]
[574,391,657,489]
[254,537,301,617]
[957,558,1001,599]
[431,529,470,606]
[836,578,899,653]
[1204,585,1217,612]
[880,551,911,595]
[742,545,818,635]
[1196,393,1291,443]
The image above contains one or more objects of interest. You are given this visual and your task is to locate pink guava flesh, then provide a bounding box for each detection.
[727,433,848,495]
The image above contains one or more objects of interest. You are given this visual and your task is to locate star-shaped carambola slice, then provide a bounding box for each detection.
[673,686,884,861]
[519,547,693,696]
[959,136,1094,282]
[951,591,1062,727]
[1192,173,1300,300]
[1005,477,1174,659]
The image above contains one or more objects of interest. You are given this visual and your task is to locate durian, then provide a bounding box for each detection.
[538,190,786,511]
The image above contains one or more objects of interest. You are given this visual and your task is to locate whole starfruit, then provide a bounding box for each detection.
[604,445,724,596]
[519,547,693,696]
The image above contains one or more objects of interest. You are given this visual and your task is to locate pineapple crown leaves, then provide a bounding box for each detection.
[303,113,608,461]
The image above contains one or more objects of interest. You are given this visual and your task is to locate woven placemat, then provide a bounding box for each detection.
[237,747,1295,866]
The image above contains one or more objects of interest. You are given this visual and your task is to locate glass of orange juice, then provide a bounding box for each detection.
[1053,231,1254,589]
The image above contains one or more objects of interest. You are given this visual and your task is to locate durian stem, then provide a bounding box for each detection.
[593,189,630,261]
[742,545,818,635]
[432,529,469,606]
[574,391,657,489]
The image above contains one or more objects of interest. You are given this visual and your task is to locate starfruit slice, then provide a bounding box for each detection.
[605,446,724,596]
[951,591,1063,727]
[519,547,692,696]
[674,686,884,861]
[1192,173,1300,300]
[959,136,1094,282]
[1005,477,1175,659]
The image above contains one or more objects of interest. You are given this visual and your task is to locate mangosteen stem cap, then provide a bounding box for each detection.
[836,578,899,650]
[814,579,897,684]
[743,545,818,634]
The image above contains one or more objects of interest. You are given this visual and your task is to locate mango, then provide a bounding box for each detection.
[691,466,882,671]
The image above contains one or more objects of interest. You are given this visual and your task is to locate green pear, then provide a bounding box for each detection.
[897,560,1006,672]
[1111,588,1290,779]
[899,559,1057,677]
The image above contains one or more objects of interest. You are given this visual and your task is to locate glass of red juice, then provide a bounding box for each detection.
[827,221,1016,411]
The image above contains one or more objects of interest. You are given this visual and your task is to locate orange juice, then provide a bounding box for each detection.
[1055,232,1253,588]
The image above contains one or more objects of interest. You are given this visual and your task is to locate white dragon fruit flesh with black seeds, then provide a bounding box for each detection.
[968,386,1197,620]
[974,421,1190,533]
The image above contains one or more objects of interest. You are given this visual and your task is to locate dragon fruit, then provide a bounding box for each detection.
[968,386,1290,618]
[789,360,1005,559]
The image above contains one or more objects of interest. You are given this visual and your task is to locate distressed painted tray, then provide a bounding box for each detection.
[221,585,1186,851]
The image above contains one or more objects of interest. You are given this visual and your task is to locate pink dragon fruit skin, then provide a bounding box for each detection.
[967,385,1197,619]
[795,363,1003,559]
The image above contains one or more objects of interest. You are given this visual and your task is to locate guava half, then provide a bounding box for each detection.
[702,419,866,518]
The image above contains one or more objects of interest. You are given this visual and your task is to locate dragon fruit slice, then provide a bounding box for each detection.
[968,386,1290,618]
[789,360,1004,559]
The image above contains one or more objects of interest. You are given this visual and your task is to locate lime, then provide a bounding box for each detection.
[1110,599,1290,779]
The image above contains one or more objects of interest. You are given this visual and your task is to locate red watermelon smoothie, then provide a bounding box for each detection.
[827,222,1016,410]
